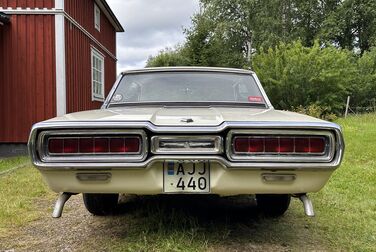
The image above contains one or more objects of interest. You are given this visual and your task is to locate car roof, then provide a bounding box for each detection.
[121,67,255,75]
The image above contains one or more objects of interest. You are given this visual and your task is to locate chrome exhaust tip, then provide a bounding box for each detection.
[298,194,315,217]
[52,192,74,218]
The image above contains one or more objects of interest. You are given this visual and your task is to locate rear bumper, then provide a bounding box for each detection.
[40,161,334,195]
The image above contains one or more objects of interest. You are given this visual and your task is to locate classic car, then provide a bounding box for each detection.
[28,67,344,218]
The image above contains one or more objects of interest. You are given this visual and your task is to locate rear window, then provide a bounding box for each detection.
[109,71,266,107]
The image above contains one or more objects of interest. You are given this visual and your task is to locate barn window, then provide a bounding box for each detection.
[91,48,105,101]
[94,3,100,31]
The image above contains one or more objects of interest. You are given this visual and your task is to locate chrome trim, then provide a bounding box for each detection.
[28,120,344,171]
[28,120,344,133]
[226,129,335,162]
[36,129,148,163]
[46,136,141,156]
[151,135,223,154]
[252,73,274,109]
[30,154,341,170]
[101,73,123,109]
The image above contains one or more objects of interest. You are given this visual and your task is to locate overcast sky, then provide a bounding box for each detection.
[106,0,200,72]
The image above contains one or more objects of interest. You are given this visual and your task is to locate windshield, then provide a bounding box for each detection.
[108,71,266,107]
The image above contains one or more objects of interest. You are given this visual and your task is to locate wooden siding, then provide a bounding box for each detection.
[65,18,116,113]
[0,14,56,142]
[0,0,54,8]
[64,0,116,54]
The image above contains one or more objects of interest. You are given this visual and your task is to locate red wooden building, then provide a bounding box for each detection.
[0,0,124,154]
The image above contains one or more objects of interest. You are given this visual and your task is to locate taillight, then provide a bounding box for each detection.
[233,136,326,154]
[48,136,141,154]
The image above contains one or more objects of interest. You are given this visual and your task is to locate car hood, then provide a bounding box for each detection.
[47,106,325,126]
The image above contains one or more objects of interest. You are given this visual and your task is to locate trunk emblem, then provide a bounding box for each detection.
[181,118,194,123]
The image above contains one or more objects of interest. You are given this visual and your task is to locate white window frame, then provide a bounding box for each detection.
[91,47,105,101]
[94,3,100,31]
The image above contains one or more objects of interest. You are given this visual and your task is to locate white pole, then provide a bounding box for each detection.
[345,96,350,118]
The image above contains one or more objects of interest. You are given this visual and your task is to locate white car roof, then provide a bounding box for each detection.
[121,66,255,75]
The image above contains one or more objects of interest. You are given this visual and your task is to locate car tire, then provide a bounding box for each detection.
[256,194,291,217]
[83,193,119,216]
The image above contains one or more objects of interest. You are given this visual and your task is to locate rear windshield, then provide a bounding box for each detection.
[108,71,266,107]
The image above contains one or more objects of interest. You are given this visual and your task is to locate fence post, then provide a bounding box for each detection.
[345,96,350,118]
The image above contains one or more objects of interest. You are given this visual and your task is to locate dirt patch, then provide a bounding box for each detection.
[0,195,326,251]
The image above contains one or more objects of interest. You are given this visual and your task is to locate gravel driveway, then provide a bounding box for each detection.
[0,194,323,252]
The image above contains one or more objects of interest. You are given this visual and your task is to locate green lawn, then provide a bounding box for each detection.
[0,114,375,251]
[0,157,53,237]
[0,156,29,173]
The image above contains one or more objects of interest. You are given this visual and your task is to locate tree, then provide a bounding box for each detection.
[321,0,376,53]
[146,47,191,67]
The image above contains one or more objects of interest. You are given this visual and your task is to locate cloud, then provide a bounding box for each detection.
[106,0,200,72]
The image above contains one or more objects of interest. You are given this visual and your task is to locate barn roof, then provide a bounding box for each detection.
[96,0,124,32]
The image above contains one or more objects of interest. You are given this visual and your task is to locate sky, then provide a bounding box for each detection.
[106,0,200,72]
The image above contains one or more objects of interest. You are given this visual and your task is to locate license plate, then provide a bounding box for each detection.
[163,160,210,193]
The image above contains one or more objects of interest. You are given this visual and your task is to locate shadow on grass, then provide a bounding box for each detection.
[95,195,313,250]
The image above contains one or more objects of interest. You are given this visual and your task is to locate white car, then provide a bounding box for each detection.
[28,67,344,218]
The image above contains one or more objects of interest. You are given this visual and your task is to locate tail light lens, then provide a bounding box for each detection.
[228,129,335,163]
[233,136,326,154]
[48,136,141,154]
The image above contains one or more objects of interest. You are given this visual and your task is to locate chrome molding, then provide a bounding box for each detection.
[30,154,342,171]
[151,135,223,154]
[35,129,148,163]
[28,120,345,171]
[226,129,336,163]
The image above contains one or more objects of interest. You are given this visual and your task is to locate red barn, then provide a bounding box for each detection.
[0,0,124,155]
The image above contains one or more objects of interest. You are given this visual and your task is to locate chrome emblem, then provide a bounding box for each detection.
[181,118,194,123]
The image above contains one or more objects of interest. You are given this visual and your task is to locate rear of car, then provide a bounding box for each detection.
[28,67,344,218]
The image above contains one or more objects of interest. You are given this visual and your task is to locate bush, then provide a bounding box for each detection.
[293,104,337,121]
[252,41,357,115]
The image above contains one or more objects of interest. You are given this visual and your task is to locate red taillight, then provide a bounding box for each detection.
[109,138,125,153]
[48,136,140,154]
[48,139,64,153]
[79,138,94,153]
[125,138,140,152]
[94,138,109,153]
[309,137,326,153]
[63,139,79,153]
[233,136,326,154]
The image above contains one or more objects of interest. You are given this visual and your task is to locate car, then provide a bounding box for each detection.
[28,67,344,218]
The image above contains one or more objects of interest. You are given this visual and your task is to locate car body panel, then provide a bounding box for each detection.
[45,107,324,126]
[40,162,334,195]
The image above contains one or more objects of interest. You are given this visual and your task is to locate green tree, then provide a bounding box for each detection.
[321,0,376,53]
[352,47,376,107]
[146,47,191,67]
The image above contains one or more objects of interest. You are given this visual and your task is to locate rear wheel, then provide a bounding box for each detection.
[83,193,119,216]
[256,194,291,217]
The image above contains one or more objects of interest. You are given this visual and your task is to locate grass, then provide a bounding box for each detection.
[0,158,54,237]
[0,156,29,173]
[0,113,375,251]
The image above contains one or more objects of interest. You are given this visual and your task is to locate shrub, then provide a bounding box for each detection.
[252,41,357,115]
[293,104,337,121]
